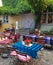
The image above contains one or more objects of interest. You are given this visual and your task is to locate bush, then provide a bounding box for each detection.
[42,31,53,35]
[50,28,53,35]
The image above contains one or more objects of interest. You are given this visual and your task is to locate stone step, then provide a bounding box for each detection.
[15,28,33,34]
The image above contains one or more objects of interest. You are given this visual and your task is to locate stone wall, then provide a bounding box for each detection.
[40,24,53,31]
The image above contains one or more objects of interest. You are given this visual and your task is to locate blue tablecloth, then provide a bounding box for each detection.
[12,41,43,59]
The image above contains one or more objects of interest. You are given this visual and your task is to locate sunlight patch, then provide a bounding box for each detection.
[0,0,3,7]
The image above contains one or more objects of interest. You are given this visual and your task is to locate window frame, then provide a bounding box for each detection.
[2,15,8,23]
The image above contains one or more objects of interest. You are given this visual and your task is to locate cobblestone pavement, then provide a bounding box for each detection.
[0,49,53,65]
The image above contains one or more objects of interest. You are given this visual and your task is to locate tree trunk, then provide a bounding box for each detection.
[35,13,41,29]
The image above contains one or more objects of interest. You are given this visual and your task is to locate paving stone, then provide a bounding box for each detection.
[0,49,53,65]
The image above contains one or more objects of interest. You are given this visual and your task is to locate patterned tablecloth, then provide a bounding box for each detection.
[23,34,53,45]
[0,39,12,45]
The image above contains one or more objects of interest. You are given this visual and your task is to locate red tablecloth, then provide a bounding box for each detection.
[0,34,4,37]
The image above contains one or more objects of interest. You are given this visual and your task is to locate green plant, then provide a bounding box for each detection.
[0,0,30,15]
[42,30,53,35]
[50,28,53,32]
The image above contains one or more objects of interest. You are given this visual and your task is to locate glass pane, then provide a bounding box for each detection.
[3,15,8,23]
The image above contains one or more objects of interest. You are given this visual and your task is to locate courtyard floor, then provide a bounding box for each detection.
[0,48,53,65]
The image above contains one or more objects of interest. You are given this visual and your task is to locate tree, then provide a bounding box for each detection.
[47,0,53,11]
[0,0,30,15]
[27,0,49,28]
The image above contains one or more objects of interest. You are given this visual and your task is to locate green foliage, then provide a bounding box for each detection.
[50,28,53,32]
[47,1,53,11]
[16,0,30,14]
[27,0,48,14]
[2,0,18,8]
[0,0,53,15]
[42,28,53,35]
[43,31,53,35]
[27,0,53,28]
[0,0,30,15]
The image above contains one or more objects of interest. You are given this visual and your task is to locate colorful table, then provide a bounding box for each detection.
[23,34,53,45]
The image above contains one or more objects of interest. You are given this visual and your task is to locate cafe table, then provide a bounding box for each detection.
[12,41,43,59]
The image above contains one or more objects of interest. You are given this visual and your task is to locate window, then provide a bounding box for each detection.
[41,14,46,24]
[41,13,53,24]
[3,15,8,23]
